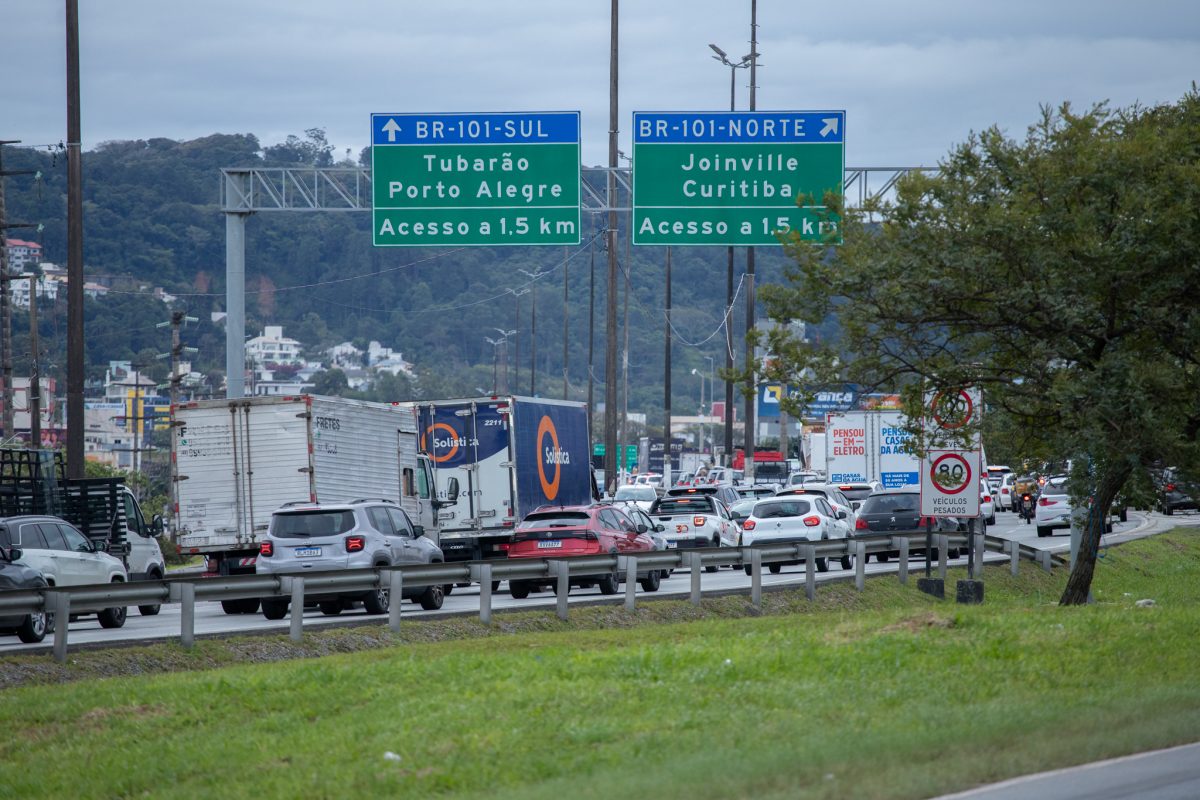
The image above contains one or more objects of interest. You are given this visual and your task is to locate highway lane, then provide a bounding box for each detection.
[2,508,1193,655]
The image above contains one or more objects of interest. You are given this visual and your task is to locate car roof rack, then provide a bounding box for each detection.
[348,498,397,505]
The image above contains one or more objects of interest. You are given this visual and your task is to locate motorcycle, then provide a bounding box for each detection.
[1017,492,1035,523]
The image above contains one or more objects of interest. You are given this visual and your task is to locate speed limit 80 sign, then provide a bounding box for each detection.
[920,449,981,517]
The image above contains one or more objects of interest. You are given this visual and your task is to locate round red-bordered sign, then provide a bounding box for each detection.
[930,389,974,431]
[929,452,972,495]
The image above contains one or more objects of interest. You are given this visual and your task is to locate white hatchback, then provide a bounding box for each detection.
[739,495,853,573]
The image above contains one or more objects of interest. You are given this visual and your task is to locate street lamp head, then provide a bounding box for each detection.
[691,368,700,376]
[708,43,728,59]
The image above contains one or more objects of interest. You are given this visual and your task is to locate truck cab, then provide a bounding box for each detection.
[118,487,166,582]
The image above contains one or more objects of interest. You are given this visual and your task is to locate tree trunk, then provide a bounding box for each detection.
[1059,461,1133,605]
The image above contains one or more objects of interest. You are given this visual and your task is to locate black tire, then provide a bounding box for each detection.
[744,565,753,576]
[363,581,390,615]
[1164,502,1173,516]
[704,565,718,573]
[138,603,161,616]
[816,557,829,573]
[949,549,961,559]
[443,584,454,596]
[639,570,661,592]
[319,601,343,616]
[598,568,620,595]
[16,612,48,644]
[876,553,890,563]
[261,599,289,620]
[97,605,127,629]
[491,580,501,593]
[988,514,996,526]
[840,554,852,571]
[769,563,782,575]
[509,581,531,600]
[418,583,444,610]
[1119,508,1128,523]
[1037,526,1051,538]
[221,599,242,615]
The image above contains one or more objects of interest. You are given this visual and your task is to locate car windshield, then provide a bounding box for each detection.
[518,512,591,530]
[860,494,919,513]
[655,498,711,514]
[1043,477,1070,495]
[838,486,875,501]
[271,510,356,538]
[614,486,657,502]
[753,499,812,518]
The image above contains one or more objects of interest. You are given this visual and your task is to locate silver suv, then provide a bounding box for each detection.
[255,499,445,619]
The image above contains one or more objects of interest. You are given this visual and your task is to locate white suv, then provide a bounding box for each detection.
[1,515,130,628]
[255,499,446,619]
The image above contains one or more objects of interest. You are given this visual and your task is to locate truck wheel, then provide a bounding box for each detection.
[418,583,444,610]
[769,563,783,575]
[319,601,343,616]
[639,570,661,592]
[16,612,48,644]
[138,570,163,616]
[443,584,454,596]
[509,581,531,600]
[98,605,127,629]
[261,599,289,620]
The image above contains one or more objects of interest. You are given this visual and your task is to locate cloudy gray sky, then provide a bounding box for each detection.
[6,1,1198,167]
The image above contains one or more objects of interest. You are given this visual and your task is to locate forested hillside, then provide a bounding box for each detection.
[3,130,805,426]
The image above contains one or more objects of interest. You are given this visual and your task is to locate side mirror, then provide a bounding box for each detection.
[437,477,461,508]
[412,524,426,538]
[151,514,165,537]
[636,524,648,534]
[4,546,21,562]
[836,510,849,520]
[655,524,665,532]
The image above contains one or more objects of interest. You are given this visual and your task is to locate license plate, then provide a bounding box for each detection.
[294,546,322,558]
[666,541,678,549]
[537,540,563,549]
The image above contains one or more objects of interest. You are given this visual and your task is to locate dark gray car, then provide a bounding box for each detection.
[0,544,50,643]
[255,499,445,619]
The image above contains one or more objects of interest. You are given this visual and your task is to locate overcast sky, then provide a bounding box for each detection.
[6,1,1198,167]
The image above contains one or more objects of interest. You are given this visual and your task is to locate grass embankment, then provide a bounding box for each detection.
[2,532,1198,799]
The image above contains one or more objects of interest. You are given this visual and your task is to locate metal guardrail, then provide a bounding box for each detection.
[0,532,1053,662]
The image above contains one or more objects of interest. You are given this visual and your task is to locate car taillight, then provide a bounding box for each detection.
[918,516,937,527]
[1001,488,1010,494]
[803,515,821,527]
[345,535,366,552]
[743,520,756,530]
[1166,483,1176,492]
[855,517,869,530]
[495,543,510,553]
[693,516,706,526]
[259,540,274,557]
[1038,497,1056,506]
[1022,494,1032,501]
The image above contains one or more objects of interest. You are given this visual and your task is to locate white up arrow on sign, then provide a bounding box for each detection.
[381,118,402,142]
[820,117,839,137]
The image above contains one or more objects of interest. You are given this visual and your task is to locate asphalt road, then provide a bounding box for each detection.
[930,741,1200,800]
[4,507,1194,655]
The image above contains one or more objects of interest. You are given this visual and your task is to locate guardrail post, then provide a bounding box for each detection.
[623,556,637,612]
[937,536,948,580]
[974,533,986,575]
[1038,550,1053,573]
[289,577,304,643]
[896,537,910,584]
[750,549,762,609]
[855,541,866,591]
[805,546,816,601]
[549,561,569,620]
[478,563,493,625]
[689,553,703,606]
[51,591,70,664]
[388,569,403,633]
[180,582,196,649]
[1009,539,1020,576]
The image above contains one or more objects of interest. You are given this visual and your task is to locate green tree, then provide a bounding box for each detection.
[755,90,1200,605]
[310,368,349,396]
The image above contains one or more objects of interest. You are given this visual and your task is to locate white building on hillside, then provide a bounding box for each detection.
[246,325,303,365]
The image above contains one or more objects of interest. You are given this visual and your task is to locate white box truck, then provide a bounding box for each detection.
[412,396,594,562]
[825,410,919,488]
[174,395,455,611]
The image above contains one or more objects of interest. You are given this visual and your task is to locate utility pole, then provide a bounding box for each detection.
[27,276,41,448]
[562,246,569,400]
[663,246,672,484]
[158,312,197,534]
[0,140,29,440]
[743,0,760,483]
[588,237,595,419]
[620,204,631,479]
[509,288,528,393]
[603,0,619,494]
[66,0,85,478]
[530,286,537,396]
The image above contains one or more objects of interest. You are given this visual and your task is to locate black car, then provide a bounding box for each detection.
[0,544,51,643]
[854,490,961,562]
[1158,469,1199,515]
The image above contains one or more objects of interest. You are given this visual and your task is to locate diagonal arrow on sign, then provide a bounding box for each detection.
[820,117,839,137]
[381,118,402,142]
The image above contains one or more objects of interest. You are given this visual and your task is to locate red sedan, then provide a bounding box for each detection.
[507,504,662,598]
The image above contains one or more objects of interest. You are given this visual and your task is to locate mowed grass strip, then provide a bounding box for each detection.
[1,532,1198,800]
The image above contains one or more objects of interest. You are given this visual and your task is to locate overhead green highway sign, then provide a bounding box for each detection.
[371,111,581,247]
[631,110,845,246]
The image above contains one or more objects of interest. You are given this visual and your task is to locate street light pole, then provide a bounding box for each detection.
[509,288,529,395]
[709,44,751,466]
